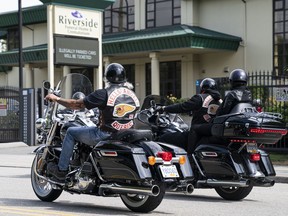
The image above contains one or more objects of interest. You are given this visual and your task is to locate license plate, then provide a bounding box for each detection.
[247,143,258,153]
[159,165,179,178]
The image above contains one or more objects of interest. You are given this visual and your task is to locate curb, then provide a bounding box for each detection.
[0,142,30,149]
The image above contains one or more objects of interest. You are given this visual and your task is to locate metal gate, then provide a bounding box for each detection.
[216,71,288,151]
[0,86,20,142]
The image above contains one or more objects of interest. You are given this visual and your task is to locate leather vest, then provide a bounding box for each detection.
[101,85,140,132]
[193,94,222,124]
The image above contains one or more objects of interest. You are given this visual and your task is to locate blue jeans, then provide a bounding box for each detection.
[58,126,110,171]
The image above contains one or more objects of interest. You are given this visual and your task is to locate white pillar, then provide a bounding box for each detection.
[47,5,54,88]
[24,64,33,88]
[149,52,160,95]
[181,0,199,26]
[63,66,70,77]
[103,56,111,68]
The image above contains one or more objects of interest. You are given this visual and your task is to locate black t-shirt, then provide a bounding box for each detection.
[83,89,107,110]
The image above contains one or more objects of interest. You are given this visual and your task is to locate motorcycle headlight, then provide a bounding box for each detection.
[35,118,46,129]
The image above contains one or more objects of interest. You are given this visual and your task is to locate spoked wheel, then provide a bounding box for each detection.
[215,184,253,200]
[31,156,62,202]
[120,183,165,213]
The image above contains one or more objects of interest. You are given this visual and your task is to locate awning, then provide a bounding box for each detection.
[0,25,242,67]
[0,44,47,66]
[103,24,242,55]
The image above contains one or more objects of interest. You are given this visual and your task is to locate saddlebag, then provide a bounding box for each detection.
[194,144,247,178]
[93,140,152,181]
[258,149,276,176]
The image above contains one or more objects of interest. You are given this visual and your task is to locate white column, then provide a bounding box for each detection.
[103,56,111,68]
[102,56,111,88]
[135,0,145,30]
[24,64,33,88]
[149,52,160,95]
[63,66,70,77]
[181,0,199,26]
[47,5,54,88]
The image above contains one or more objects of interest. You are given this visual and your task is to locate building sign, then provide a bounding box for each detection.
[275,87,288,101]
[54,5,101,38]
[0,98,7,116]
[54,36,99,66]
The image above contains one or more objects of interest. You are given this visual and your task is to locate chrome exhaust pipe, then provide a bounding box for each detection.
[186,184,194,194]
[99,183,160,197]
[252,178,275,187]
[170,183,194,194]
[197,179,250,187]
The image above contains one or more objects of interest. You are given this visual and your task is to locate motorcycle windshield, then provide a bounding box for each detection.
[57,73,93,98]
[141,95,169,110]
[56,73,93,113]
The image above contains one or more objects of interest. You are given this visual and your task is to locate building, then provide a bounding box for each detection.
[0,0,282,102]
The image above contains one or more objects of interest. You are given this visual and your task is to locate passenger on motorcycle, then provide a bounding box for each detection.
[157,78,222,153]
[216,69,252,116]
[197,69,253,146]
[44,63,140,182]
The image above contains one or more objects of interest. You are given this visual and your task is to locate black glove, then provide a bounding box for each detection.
[154,106,165,114]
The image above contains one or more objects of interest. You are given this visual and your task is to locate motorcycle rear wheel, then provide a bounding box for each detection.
[215,184,253,200]
[120,183,165,213]
[31,156,63,202]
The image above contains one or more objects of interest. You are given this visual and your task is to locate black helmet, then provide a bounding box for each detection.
[72,92,85,100]
[200,78,217,92]
[104,63,126,84]
[229,69,248,87]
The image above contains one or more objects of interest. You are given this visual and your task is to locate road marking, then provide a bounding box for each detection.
[0,206,76,216]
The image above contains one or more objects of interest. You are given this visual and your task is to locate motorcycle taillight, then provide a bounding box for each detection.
[249,128,287,136]
[250,153,261,162]
[157,152,173,161]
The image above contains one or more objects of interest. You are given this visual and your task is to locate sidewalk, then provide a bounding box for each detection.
[1,141,288,183]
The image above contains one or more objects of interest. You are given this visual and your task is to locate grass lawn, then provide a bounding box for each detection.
[269,152,288,165]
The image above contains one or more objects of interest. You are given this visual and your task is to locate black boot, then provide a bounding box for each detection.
[47,162,68,182]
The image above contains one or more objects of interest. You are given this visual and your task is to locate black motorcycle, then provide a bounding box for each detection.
[31,75,194,213]
[135,95,287,200]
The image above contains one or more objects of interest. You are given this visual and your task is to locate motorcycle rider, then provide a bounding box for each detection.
[45,63,140,182]
[216,69,252,116]
[157,78,222,153]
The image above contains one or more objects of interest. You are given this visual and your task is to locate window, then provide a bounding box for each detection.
[145,61,181,98]
[123,64,135,88]
[273,0,288,75]
[103,0,135,34]
[146,0,180,28]
[7,28,19,50]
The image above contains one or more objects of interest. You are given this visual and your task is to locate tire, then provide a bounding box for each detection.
[31,156,63,202]
[215,184,253,200]
[120,183,165,213]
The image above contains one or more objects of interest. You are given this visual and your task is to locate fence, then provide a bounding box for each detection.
[216,71,288,151]
[0,86,20,142]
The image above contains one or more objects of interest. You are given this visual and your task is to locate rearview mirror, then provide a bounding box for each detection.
[43,81,51,90]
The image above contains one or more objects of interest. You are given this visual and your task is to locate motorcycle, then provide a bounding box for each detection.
[135,95,287,200]
[31,74,194,213]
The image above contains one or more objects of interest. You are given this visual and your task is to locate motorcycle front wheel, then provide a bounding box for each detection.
[120,183,165,213]
[31,156,63,202]
[215,184,253,200]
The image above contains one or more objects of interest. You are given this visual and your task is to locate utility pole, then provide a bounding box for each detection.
[18,0,23,141]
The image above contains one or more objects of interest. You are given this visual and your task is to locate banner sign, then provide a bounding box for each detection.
[54,36,99,66]
[54,5,101,38]
[274,87,288,101]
